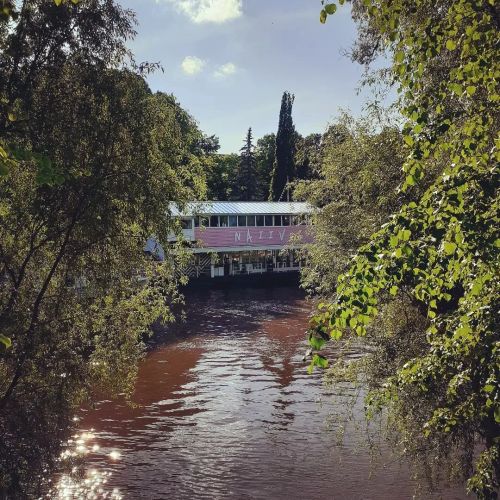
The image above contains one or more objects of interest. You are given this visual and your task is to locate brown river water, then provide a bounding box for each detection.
[53,286,469,499]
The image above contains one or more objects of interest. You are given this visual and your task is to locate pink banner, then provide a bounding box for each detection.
[194,226,313,249]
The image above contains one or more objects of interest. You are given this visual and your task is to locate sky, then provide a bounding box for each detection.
[120,0,372,153]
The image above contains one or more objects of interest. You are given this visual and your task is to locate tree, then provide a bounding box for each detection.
[311,2,499,497]
[0,0,136,159]
[206,153,239,200]
[295,114,405,296]
[269,91,296,200]
[197,134,220,156]
[234,127,258,201]
[0,1,206,494]
[295,133,322,180]
[254,133,276,200]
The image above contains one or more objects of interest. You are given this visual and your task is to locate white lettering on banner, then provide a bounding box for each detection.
[228,228,290,244]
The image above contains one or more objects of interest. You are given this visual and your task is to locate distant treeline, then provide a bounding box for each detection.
[205,91,324,202]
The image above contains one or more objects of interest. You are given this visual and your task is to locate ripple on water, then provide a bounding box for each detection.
[53,287,468,500]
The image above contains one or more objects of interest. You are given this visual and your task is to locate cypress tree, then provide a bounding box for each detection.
[234,127,258,201]
[269,91,296,201]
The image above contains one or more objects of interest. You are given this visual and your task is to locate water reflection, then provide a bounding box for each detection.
[39,427,123,499]
[55,286,467,499]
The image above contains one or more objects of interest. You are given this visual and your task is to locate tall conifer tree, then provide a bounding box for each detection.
[234,127,258,201]
[269,91,296,200]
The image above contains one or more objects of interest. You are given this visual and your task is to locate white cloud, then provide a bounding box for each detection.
[214,62,237,78]
[181,56,206,75]
[164,0,242,24]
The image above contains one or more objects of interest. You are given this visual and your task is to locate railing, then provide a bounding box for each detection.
[274,262,300,272]
[229,262,299,276]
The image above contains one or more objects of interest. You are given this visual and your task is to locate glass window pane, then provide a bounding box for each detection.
[181,219,192,229]
[200,216,209,227]
[237,215,247,227]
[256,215,265,226]
[210,215,219,227]
[229,215,237,227]
[265,215,273,226]
[282,215,290,226]
[194,217,200,227]
[219,215,228,227]
[275,215,282,226]
[247,215,256,226]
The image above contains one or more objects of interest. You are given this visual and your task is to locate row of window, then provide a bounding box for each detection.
[180,214,308,229]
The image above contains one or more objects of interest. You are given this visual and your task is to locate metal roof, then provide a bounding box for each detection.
[169,201,313,217]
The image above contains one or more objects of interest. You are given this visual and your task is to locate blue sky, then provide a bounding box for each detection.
[121,0,370,153]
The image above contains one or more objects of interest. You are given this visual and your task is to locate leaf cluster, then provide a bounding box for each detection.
[312,0,499,497]
[0,1,208,494]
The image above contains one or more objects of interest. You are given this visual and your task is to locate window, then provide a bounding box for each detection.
[200,216,209,227]
[194,217,200,227]
[210,215,219,227]
[275,215,282,226]
[237,215,247,227]
[256,215,265,226]
[282,215,290,226]
[247,215,256,226]
[180,218,192,229]
[265,215,274,226]
[219,215,228,227]
[229,215,238,227]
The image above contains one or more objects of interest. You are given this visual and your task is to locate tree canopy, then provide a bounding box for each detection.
[269,91,296,201]
[309,1,499,497]
[296,114,406,296]
[234,127,258,201]
[0,0,208,493]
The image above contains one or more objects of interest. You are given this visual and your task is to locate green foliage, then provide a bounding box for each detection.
[0,1,16,21]
[54,0,81,6]
[255,133,276,200]
[0,145,14,178]
[313,0,499,497]
[295,133,322,180]
[307,353,328,374]
[0,0,121,184]
[296,113,406,296]
[204,132,274,202]
[234,127,259,201]
[269,91,296,201]
[0,1,207,494]
[206,153,239,200]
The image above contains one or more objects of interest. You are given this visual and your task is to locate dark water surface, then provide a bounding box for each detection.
[57,287,468,499]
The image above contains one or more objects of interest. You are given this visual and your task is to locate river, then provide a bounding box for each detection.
[52,286,468,499]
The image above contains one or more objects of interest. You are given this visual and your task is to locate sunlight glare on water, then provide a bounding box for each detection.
[53,287,468,500]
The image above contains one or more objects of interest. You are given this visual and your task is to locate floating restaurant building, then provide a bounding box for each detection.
[147,201,314,280]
